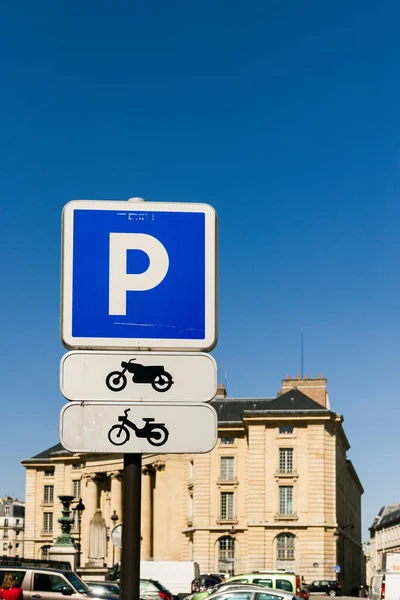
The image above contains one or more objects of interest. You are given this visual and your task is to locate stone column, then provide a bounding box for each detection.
[141,466,153,560]
[107,471,122,565]
[81,474,99,564]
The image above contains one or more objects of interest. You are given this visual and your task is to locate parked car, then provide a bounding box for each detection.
[86,581,121,596]
[0,566,119,599]
[226,571,302,596]
[206,583,301,600]
[308,580,342,596]
[185,581,268,600]
[140,577,177,600]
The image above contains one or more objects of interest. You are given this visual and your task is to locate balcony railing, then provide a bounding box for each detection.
[216,515,238,524]
[217,477,239,486]
[274,512,298,521]
[275,469,298,478]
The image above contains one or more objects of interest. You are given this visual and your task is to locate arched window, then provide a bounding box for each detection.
[276,533,295,571]
[41,545,51,560]
[218,536,235,576]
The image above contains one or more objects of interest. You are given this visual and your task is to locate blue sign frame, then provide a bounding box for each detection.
[61,200,217,351]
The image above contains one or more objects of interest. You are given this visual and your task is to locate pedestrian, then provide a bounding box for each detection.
[0,573,23,600]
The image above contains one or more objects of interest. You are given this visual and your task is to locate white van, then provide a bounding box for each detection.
[369,573,400,600]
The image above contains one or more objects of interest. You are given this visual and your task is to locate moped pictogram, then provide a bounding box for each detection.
[107,408,169,447]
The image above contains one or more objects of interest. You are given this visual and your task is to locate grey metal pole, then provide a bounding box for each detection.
[121,453,142,600]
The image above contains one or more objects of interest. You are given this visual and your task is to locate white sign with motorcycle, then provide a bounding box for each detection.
[60,351,217,402]
[60,401,218,453]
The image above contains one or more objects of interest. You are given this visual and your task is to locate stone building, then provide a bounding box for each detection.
[22,376,363,593]
[0,497,24,559]
[367,504,400,582]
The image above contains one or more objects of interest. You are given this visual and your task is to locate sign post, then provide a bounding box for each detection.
[122,453,142,600]
[60,198,218,600]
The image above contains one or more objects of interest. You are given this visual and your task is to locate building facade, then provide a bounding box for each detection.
[0,497,25,560]
[367,504,400,582]
[22,376,363,593]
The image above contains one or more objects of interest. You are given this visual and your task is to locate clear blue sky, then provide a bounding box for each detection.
[1,0,400,540]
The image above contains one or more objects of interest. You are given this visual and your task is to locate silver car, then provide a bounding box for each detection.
[0,567,119,599]
[206,584,301,600]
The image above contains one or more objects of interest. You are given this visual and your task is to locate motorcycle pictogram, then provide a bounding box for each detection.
[106,359,174,393]
[108,408,169,447]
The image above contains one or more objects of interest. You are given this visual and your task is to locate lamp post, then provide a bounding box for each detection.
[74,498,85,568]
[110,510,119,566]
[8,543,12,558]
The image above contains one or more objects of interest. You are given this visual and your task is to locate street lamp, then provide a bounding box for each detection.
[8,543,12,558]
[74,498,85,568]
[110,510,119,566]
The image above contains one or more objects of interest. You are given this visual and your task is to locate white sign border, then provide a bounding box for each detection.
[59,350,218,402]
[59,401,218,454]
[61,200,217,352]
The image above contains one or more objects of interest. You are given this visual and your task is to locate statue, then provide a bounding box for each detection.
[87,509,107,567]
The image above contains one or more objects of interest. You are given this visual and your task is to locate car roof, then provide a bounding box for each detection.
[0,566,72,575]
[217,584,271,590]
[87,581,118,585]
[208,585,296,598]
[228,571,295,581]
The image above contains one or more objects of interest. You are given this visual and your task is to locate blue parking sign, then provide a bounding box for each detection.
[61,200,217,351]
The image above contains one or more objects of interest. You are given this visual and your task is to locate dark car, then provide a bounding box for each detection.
[308,580,341,596]
[192,575,223,593]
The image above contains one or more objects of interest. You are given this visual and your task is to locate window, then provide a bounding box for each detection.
[15,519,20,525]
[219,592,251,600]
[279,448,293,473]
[16,531,20,537]
[2,544,7,551]
[72,463,82,470]
[188,493,193,519]
[72,508,79,530]
[256,594,286,600]
[72,479,81,498]
[253,579,273,587]
[41,545,51,559]
[4,507,10,516]
[3,531,8,539]
[279,486,293,515]
[218,536,235,576]
[221,492,234,519]
[279,425,294,435]
[277,532,295,561]
[275,579,293,592]
[221,436,235,445]
[43,512,53,533]
[44,485,54,504]
[0,572,24,587]
[44,469,54,477]
[15,543,19,550]
[221,457,235,480]
[33,573,72,594]
[4,520,8,527]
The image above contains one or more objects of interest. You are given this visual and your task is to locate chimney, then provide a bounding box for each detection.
[278,374,329,408]
[216,383,227,398]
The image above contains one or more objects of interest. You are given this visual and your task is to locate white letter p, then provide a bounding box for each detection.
[109,233,169,315]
